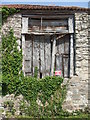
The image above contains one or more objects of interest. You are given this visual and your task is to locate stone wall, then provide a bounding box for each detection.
[75,12,88,80]
[63,12,89,112]
[75,12,88,109]
[1,13,22,50]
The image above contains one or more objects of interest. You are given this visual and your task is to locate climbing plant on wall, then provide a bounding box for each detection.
[2,29,22,95]
[1,6,20,23]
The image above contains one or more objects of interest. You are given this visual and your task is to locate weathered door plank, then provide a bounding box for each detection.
[51,36,56,76]
[22,17,28,33]
[39,36,45,77]
[45,35,51,76]
[33,35,40,77]
[24,35,32,75]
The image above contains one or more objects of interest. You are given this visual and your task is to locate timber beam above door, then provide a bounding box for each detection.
[22,15,74,34]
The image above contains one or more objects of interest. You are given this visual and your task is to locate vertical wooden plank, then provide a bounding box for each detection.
[22,17,28,33]
[51,36,56,76]
[56,37,64,77]
[64,35,69,54]
[57,37,64,54]
[24,35,32,76]
[63,57,69,78]
[33,35,40,77]
[68,16,74,77]
[56,39,59,54]
[63,35,70,78]
[55,54,60,71]
[39,36,45,78]
[45,35,51,76]
[31,35,34,76]
[41,17,42,31]
[68,17,74,33]
[55,54,63,76]
[70,34,74,77]
[22,35,25,76]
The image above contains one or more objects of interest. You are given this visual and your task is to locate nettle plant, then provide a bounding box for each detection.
[2,29,22,95]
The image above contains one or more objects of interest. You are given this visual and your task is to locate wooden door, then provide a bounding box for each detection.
[55,35,70,78]
[24,35,51,78]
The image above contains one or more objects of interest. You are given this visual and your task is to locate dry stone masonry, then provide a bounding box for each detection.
[63,12,89,112]
[1,14,22,50]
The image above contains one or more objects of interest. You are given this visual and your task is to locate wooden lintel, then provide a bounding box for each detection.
[29,32,53,35]
[22,14,73,19]
[27,30,69,35]
[22,10,74,15]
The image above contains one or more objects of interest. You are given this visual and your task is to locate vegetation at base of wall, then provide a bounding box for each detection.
[15,113,89,119]
[2,29,22,95]
[16,112,89,119]
[18,76,64,101]
[19,76,66,117]
[3,75,67,118]
[3,103,90,120]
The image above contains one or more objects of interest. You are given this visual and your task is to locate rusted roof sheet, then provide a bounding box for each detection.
[0,4,89,12]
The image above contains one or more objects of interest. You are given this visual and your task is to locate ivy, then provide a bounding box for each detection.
[0,6,20,30]
[1,6,20,23]
[2,29,22,95]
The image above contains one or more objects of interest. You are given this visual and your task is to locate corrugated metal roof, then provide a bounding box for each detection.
[0,4,89,12]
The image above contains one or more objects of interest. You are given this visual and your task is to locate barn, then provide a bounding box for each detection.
[1,4,89,111]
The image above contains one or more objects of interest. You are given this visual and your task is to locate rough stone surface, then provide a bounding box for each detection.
[63,12,89,112]
[1,94,25,118]
[1,13,22,50]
